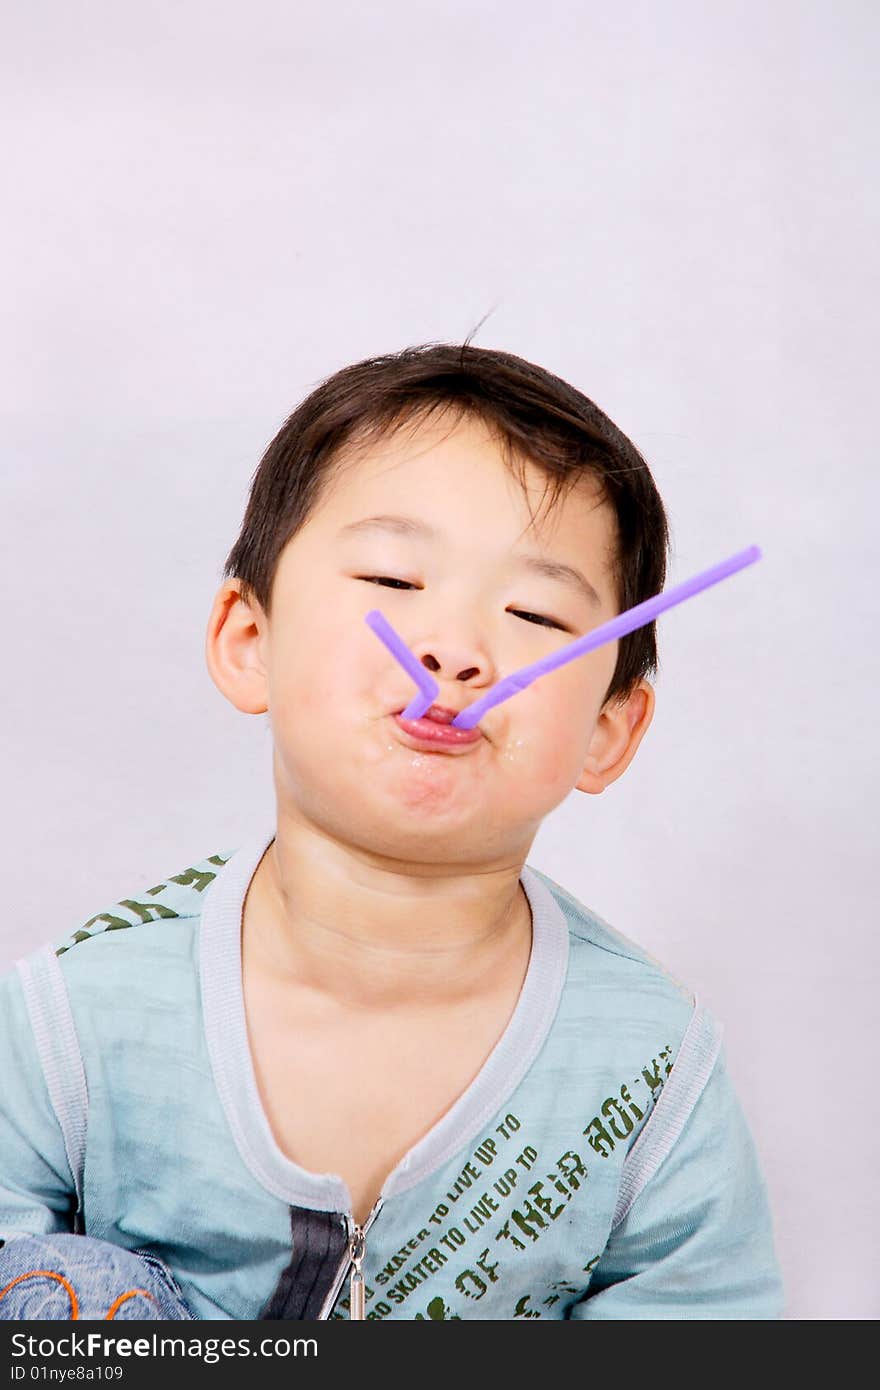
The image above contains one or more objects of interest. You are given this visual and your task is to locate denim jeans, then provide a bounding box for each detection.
[0,1234,196,1320]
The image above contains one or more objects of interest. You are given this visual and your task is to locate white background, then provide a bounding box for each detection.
[2,0,876,1320]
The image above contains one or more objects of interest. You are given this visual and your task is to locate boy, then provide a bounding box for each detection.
[0,342,784,1320]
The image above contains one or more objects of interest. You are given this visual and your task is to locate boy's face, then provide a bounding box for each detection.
[212,411,652,865]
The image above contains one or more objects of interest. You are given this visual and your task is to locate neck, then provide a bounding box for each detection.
[242,816,533,1010]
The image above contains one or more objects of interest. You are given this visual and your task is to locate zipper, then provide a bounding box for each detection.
[320,1196,385,1320]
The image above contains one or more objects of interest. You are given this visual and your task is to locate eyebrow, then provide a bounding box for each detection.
[337,513,602,609]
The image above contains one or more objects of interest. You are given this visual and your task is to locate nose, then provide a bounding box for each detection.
[415,642,484,685]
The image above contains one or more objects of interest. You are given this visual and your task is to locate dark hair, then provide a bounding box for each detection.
[222,340,672,709]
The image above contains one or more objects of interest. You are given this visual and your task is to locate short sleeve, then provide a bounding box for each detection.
[0,962,78,1239]
[569,1042,785,1319]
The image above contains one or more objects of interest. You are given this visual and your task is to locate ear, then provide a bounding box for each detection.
[204,581,270,715]
[573,680,656,795]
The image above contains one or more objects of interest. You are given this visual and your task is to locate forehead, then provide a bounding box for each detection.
[316,412,612,547]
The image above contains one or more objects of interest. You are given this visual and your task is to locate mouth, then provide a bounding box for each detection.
[390,704,484,751]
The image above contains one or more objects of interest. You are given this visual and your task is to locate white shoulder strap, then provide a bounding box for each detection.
[611,997,723,1229]
[15,943,89,1234]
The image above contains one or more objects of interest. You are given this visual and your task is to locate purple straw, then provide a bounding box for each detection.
[364,544,762,729]
[364,608,439,714]
[449,543,762,728]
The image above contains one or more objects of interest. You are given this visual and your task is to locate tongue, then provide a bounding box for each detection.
[424,708,455,724]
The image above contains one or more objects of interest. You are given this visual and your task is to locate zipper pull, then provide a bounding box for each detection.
[348,1223,366,1320]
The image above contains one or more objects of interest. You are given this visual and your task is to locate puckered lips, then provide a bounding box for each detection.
[391,703,484,751]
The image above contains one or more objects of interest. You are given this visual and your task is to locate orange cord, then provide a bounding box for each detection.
[0,1268,157,1319]
[0,1269,79,1317]
[105,1288,157,1318]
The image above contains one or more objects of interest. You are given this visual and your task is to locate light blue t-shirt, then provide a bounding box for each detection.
[0,826,784,1319]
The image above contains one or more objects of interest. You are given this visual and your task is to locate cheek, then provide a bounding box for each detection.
[495,725,578,798]
[496,686,595,798]
[269,618,365,724]
[271,668,332,735]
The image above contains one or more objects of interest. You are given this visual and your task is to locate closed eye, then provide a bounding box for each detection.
[356,577,568,631]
